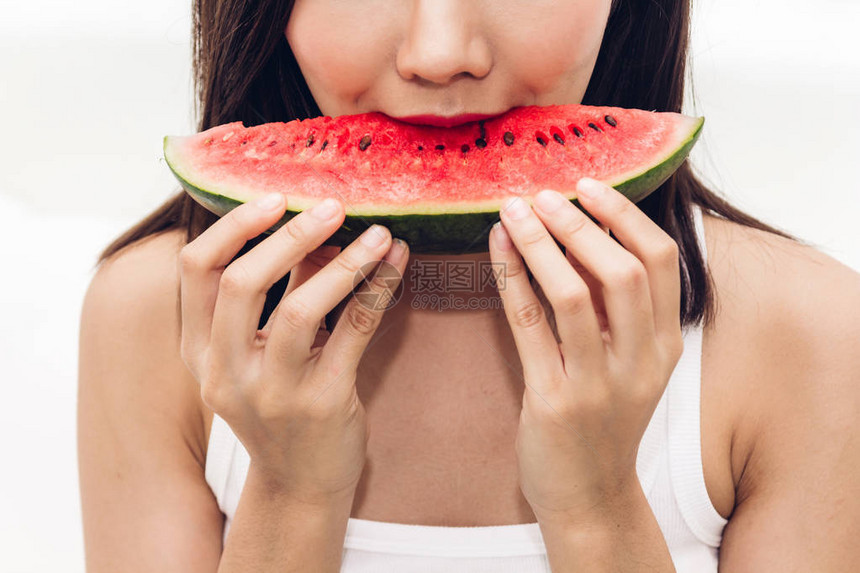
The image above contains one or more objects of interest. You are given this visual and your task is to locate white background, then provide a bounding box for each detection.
[1,0,858,570]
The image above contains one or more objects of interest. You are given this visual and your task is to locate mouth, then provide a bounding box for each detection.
[386,112,507,128]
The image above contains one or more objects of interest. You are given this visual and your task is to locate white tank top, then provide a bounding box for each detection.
[204,204,727,572]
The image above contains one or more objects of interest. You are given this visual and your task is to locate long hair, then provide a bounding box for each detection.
[95,0,802,331]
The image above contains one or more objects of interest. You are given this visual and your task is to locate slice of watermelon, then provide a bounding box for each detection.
[163,104,703,254]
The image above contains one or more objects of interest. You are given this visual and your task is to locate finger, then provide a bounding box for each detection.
[488,213,564,391]
[288,244,343,333]
[564,247,610,340]
[567,223,611,339]
[286,244,343,295]
[260,244,342,335]
[266,224,396,372]
[532,186,655,360]
[575,178,681,350]
[315,236,410,391]
[179,192,292,374]
[498,195,604,375]
[210,196,345,363]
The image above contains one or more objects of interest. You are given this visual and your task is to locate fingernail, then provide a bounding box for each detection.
[310,198,340,220]
[502,196,530,220]
[577,178,605,200]
[492,221,513,251]
[360,224,388,248]
[255,193,283,210]
[534,189,567,213]
[384,238,408,263]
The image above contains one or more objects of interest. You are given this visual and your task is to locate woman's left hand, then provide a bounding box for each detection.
[489,178,685,527]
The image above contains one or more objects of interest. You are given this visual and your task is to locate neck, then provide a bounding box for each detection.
[328,249,526,394]
[344,251,537,525]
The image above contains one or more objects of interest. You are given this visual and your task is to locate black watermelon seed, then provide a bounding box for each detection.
[572,126,584,138]
[604,115,617,127]
[553,133,565,145]
[359,135,372,150]
[588,122,602,132]
[418,145,423,151]
[461,144,470,153]
[321,140,328,150]
[436,144,445,151]
[475,138,487,148]
[536,135,547,147]
[240,140,248,146]
[503,131,515,146]
[269,140,278,147]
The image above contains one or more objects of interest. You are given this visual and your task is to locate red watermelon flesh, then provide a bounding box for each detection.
[163,104,703,253]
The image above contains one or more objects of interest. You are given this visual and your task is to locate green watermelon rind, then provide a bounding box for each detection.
[163,115,703,254]
[609,115,704,204]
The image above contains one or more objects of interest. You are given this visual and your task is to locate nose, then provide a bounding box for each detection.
[396,0,493,86]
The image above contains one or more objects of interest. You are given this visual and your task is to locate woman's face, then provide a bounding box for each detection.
[286,0,612,121]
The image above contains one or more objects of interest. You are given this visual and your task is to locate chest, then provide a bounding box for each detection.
[346,308,741,527]
[350,213,766,526]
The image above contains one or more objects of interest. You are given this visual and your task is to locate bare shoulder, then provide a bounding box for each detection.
[96,227,187,282]
[701,212,860,569]
[703,212,860,369]
[79,227,223,570]
[703,212,860,313]
[81,227,207,465]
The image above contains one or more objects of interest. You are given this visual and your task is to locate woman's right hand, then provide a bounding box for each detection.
[178,192,408,504]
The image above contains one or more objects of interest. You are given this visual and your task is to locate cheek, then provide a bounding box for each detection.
[498,0,611,92]
[286,2,394,107]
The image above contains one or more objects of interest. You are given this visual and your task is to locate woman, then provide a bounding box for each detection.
[78,0,860,571]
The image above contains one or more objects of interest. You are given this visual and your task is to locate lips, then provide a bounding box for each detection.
[388,112,505,128]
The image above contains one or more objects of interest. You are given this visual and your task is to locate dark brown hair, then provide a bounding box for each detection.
[96,0,801,331]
